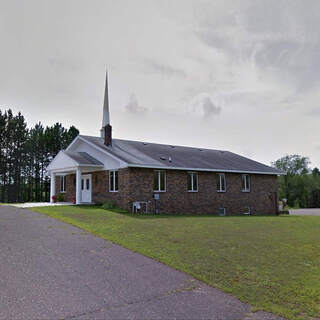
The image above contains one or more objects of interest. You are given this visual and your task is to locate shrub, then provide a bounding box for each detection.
[57,193,64,202]
[102,201,116,210]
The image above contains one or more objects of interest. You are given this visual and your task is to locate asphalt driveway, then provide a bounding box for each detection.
[0,205,284,320]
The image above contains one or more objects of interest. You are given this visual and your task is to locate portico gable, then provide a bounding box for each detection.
[47,150,104,204]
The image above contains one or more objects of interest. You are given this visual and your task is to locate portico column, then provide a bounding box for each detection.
[50,172,56,203]
[76,168,82,205]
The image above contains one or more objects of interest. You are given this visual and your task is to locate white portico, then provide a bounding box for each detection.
[47,151,104,204]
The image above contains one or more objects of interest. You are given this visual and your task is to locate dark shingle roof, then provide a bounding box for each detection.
[64,151,103,166]
[80,135,283,175]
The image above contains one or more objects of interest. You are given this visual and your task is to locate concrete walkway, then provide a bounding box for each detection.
[7,202,73,208]
[0,205,284,320]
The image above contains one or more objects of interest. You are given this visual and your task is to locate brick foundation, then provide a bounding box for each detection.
[61,168,278,215]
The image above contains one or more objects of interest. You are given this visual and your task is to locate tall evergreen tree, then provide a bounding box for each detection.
[0,108,79,203]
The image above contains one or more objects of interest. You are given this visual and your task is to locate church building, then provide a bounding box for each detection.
[47,73,283,215]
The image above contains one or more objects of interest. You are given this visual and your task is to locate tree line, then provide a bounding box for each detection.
[1,108,319,207]
[272,155,320,208]
[0,109,79,203]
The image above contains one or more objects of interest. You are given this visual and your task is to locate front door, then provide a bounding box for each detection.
[81,174,92,203]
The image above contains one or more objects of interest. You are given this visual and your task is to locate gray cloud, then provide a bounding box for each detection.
[125,94,147,114]
[190,94,222,118]
[194,0,320,96]
[306,108,320,116]
[202,96,221,118]
[0,0,320,167]
[141,59,186,78]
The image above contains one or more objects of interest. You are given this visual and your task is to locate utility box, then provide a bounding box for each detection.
[153,193,160,214]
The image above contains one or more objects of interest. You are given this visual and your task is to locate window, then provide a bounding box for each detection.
[217,173,226,192]
[218,208,226,216]
[154,170,166,191]
[60,176,66,193]
[242,174,250,192]
[188,172,198,192]
[109,170,118,192]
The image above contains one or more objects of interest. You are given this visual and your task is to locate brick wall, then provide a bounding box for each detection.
[55,175,75,202]
[126,168,278,215]
[91,169,130,209]
[61,168,278,215]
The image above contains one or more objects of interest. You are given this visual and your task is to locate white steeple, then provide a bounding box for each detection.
[101,70,110,138]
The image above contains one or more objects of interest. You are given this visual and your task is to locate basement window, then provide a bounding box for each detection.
[154,170,166,192]
[188,172,198,192]
[109,170,118,192]
[60,176,66,193]
[242,174,250,192]
[217,173,226,192]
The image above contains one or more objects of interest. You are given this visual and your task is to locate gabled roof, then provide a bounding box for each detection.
[64,151,104,166]
[47,150,104,173]
[79,135,284,175]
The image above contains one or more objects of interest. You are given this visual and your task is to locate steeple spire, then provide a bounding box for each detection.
[101,69,110,138]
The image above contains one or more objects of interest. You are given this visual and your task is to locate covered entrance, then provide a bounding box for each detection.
[47,151,103,205]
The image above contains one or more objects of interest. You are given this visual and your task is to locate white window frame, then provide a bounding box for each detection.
[154,170,166,192]
[242,174,250,192]
[217,173,226,192]
[187,172,198,192]
[109,170,118,192]
[60,176,66,193]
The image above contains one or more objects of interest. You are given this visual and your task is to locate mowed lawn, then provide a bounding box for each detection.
[32,206,320,320]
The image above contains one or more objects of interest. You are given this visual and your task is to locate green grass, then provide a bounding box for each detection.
[31,206,320,320]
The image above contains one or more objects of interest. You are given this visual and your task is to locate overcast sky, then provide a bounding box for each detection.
[0,0,319,167]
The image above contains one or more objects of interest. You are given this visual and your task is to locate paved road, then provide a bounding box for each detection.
[0,206,284,320]
[289,208,320,216]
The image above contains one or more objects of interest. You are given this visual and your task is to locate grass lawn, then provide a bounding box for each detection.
[31,206,320,320]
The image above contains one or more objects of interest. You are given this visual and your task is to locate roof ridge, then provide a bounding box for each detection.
[80,135,225,152]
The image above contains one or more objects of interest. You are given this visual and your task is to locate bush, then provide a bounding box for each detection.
[102,201,116,210]
[57,193,64,202]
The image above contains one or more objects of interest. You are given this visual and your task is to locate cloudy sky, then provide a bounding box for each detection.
[0,0,319,167]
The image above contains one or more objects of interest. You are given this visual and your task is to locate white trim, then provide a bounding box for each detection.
[48,165,103,175]
[241,174,250,192]
[47,150,77,171]
[187,172,198,192]
[65,135,81,151]
[109,170,119,192]
[60,176,66,193]
[78,164,104,167]
[128,164,283,175]
[76,168,82,205]
[50,173,56,203]
[217,173,226,192]
[154,170,166,192]
[47,149,104,174]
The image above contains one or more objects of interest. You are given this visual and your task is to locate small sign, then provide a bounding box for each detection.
[153,193,160,200]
